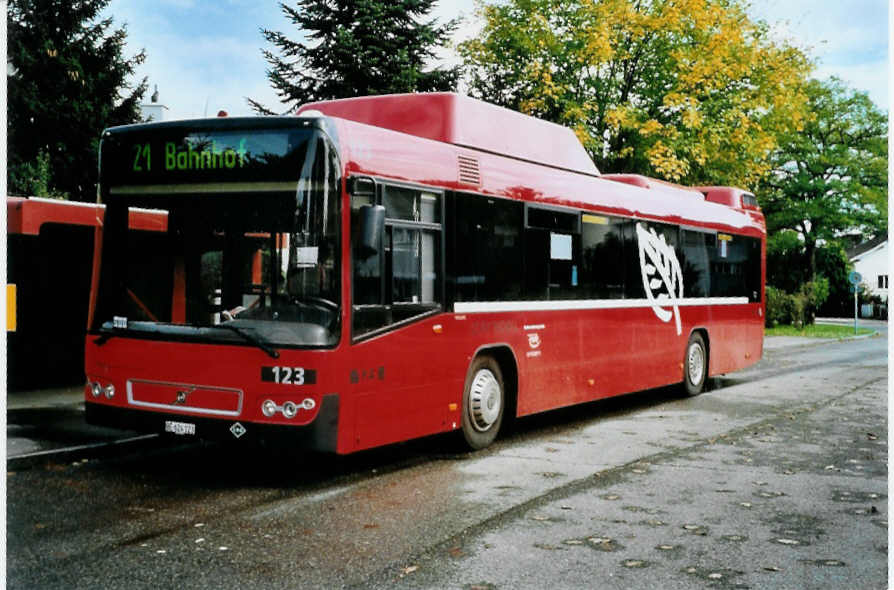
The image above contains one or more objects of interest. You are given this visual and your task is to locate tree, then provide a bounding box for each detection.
[249,0,460,115]
[760,78,888,280]
[459,0,812,188]
[7,0,147,201]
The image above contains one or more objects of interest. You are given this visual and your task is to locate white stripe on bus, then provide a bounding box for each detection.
[453,297,749,314]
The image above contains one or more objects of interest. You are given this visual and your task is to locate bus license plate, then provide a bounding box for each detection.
[165,420,196,436]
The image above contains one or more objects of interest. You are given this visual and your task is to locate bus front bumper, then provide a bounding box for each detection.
[85,393,340,453]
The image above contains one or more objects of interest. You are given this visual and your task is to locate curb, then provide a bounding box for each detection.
[6,433,161,471]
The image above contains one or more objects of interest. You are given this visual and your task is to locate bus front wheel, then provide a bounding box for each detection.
[683,333,707,396]
[461,355,505,450]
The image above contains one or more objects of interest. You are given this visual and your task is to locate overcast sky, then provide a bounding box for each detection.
[103,0,889,121]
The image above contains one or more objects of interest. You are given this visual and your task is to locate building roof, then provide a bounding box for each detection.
[846,234,887,260]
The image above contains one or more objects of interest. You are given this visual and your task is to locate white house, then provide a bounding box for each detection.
[847,235,888,302]
[140,85,168,122]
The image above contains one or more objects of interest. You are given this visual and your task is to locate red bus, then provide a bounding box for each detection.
[85,93,765,452]
[7,197,165,390]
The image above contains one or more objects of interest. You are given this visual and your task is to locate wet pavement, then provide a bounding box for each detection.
[369,372,887,589]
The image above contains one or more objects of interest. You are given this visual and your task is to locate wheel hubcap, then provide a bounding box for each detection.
[469,369,501,432]
[687,343,705,385]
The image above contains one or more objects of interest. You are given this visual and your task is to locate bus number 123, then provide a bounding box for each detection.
[261,366,317,385]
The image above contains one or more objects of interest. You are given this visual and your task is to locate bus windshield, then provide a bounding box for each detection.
[92,127,341,348]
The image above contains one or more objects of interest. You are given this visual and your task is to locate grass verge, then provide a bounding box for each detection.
[765,324,875,338]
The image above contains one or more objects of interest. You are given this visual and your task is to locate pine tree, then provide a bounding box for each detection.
[7,0,147,201]
[249,0,459,115]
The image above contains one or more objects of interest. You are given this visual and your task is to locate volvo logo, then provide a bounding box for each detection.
[174,387,195,405]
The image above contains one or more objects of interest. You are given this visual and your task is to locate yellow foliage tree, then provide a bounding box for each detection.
[459,0,812,188]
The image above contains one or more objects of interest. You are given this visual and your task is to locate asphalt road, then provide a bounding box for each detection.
[7,329,887,589]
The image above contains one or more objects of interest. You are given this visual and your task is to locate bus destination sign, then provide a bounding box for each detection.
[102,126,315,187]
[131,138,250,174]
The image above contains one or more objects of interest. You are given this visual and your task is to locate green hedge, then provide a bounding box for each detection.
[765,279,829,328]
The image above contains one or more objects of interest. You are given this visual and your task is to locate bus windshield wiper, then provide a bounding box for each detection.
[217,323,280,359]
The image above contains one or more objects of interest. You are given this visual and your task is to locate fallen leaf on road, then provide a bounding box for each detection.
[402,566,418,575]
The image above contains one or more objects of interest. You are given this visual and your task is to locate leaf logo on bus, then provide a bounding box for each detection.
[636,223,684,336]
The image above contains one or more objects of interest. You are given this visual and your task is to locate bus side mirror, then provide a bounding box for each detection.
[357,205,385,259]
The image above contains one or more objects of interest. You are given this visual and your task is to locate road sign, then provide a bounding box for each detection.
[850,272,861,334]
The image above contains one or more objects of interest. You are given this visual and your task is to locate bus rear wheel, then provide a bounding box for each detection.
[461,355,505,450]
[683,333,707,396]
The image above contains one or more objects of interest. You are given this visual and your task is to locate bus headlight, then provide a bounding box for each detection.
[103,384,116,399]
[90,382,103,398]
[261,399,277,417]
[282,401,298,419]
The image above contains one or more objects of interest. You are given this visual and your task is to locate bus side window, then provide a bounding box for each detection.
[453,195,524,302]
[580,215,625,299]
[351,184,443,338]
[525,206,580,300]
[680,229,710,298]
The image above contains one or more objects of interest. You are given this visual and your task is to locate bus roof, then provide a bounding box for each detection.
[328,116,764,236]
[297,93,600,176]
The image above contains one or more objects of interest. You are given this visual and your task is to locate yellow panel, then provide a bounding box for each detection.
[582,214,609,225]
[7,284,16,332]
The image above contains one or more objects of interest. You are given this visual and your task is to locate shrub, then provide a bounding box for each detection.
[766,282,825,328]
[765,286,787,327]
